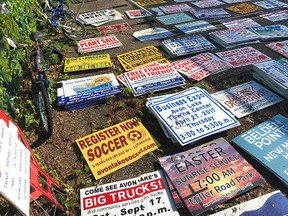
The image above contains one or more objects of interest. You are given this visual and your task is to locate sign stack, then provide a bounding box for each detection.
[233,114,288,186]
[78,9,123,27]
[63,54,113,73]
[266,40,288,58]
[209,28,260,48]
[190,8,231,19]
[117,46,169,71]
[132,27,175,42]
[171,52,231,81]
[76,118,158,180]
[219,17,261,29]
[159,137,265,215]
[215,46,271,68]
[57,74,122,110]
[253,59,288,99]
[175,20,217,34]
[117,62,186,96]
[249,24,288,41]
[212,81,283,118]
[146,87,240,145]
[160,35,216,57]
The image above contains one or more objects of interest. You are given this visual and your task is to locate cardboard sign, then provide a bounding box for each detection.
[216,46,271,68]
[212,81,283,118]
[233,114,288,185]
[97,23,132,34]
[0,122,30,216]
[159,137,265,216]
[226,3,261,14]
[76,119,158,179]
[64,54,112,73]
[80,171,179,216]
[117,46,168,71]
[77,35,122,53]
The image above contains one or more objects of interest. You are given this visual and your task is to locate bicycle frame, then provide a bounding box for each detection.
[50,1,65,28]
[32,44,50,111]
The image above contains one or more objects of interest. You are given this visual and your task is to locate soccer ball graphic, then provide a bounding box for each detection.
[127,130,143,141]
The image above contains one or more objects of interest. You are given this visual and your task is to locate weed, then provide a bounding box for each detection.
[117,102,128,110]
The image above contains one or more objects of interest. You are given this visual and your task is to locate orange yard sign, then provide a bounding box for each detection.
[76,119,158,179]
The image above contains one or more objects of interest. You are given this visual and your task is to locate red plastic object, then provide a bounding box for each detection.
[0,109,64,211]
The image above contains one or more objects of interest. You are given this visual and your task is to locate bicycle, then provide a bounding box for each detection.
[40,0,86,40]
[23,31,60,138]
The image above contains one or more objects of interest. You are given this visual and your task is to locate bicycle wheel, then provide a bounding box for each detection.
[62,19,86,40]
[36,82,53,137]
[49,0,69,10]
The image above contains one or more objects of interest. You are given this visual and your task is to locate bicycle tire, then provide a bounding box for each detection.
[36,82,53,138]
[49,0,69,10]
[62,19,86,40]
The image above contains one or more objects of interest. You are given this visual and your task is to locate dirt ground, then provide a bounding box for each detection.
[7,0,288,215]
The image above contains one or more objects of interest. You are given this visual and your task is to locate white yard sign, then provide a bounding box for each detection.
[212,81,283,118]
[0,122,30,216]
[80,171,179,216]
[147,88,239,145]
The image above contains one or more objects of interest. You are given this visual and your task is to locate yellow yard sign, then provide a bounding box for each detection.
[76,118,158,179]
[64,54,112,72]
[135,0,168,7]
[117,46,169,71]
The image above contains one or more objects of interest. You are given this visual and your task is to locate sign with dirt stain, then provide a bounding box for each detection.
[76,118,158,179]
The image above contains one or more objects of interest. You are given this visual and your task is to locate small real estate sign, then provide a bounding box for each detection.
[76,119,158,179]
[232,114,288,186]
[80,170,179,216]
[159,137,265,216]
[64,54,112,73]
